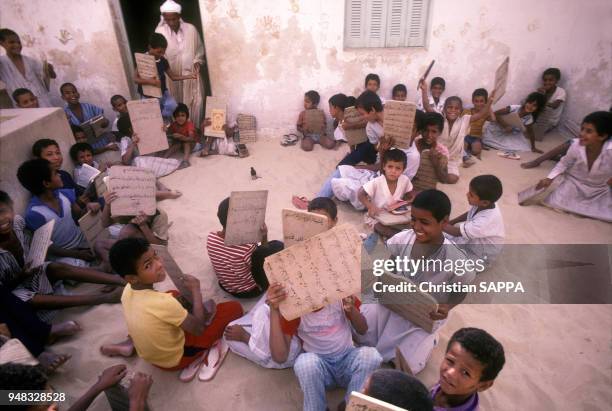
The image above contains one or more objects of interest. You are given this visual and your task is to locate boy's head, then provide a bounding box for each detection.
[523,92,545,116]
[430,77,446,99]
[0,28,21,55]
[365,73,381,92]
[440,327,505,396]
[110,238,166,285]
[60,83,79,105]
[471,88,488,111]
[580,111,612,146]
[117,115,133,137]
[356,90,383,121]
[17,158,63,195]
[173,103,190,125]
[411,189,450,243]
[110,94,128,113]
[542,67,561,91]
[328,93,350,118]
[363,369,433,411]
[70,124,87,143]
[443,96,463,121]
[12,88,39,108]
[0,190,15,237]
[468,175,502,207]
[391,84,407,101]
[421,112,444,146]
[32,139,63,170]
[382,149,407,182]
[217,197,231,229]
[148,32,168,59]
[307,197,338,228]
[304,90,320,110]
[0,363,54,411]
[69,142,94,166]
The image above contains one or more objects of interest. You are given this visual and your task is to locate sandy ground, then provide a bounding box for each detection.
[48,132,612,410]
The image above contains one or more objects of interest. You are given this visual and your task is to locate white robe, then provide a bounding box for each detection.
[544,139,612,222]
[439,114,471,176]
[0,55,53,107]
[156,19,205,127]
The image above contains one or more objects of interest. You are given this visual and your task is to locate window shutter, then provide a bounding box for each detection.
[344,0,368,48]
[385,0,409,47]
[365,0,388,48]
[405,0,430,47]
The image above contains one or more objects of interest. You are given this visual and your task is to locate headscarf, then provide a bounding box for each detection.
[160,0,182,14]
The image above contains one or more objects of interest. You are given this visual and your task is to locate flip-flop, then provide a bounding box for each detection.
[179,350,208,383]
[198,339,229,382]
[291,195,309,210]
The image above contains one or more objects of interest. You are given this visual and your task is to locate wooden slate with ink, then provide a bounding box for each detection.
[412,150,439,191]
[78,211,106,251]
[224,190,268,246]
[26,220,55,268]
[383,101,417,149]
[135,52,162,98]
[282,209,329,247]
[343,106,368,146]
[346,391,408,411]
[493,56,509,103]
[264,224,362,321]
[108,166,156,217]
[375,210,411,226]
[126,98,168,155]
[303,109,326,134]
[204,96,228,138]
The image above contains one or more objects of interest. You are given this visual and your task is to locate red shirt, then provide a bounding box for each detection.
[168,120,196,139]
[206,232,257,293]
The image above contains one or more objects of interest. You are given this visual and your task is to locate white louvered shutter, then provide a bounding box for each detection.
[364,0,388,48]
[344,0,368,48]
[385,0,409,47]
[405,0,430,47]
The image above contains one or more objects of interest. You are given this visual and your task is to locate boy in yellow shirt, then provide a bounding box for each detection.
[102,238,242,372]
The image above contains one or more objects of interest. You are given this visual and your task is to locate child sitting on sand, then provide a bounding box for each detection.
[535,111,611,222]
[32,138,81,197]
[533,68,566,141]
[463,88,495,166]
[102,238,242,378]
[356,190,476,374]
[338,90,382,166]
[166,103,197,169]
[110,94,129,133]
[70,142,103,187]
[223,197,338,369]
[358,149,414,228]
[418,76,446,113]
[391,83,408,102]
[483,92,546,157]
[0,190,124,322]
[296,90,335,151]
[362,369,433,411]
[412,113,450,192]
[444,175,505,262]
[207,197,284,298]
[431,327,505,410]
[267,277,382,410]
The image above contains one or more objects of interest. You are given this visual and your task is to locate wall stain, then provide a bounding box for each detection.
[21,34,35,47]
[289,0,299,13]
[460,22,471,36]
[56,29,73,45]
[206,0,217,13]
[37,25,45,33]
[527,20,540,32]
[228,1,238,19]
[257,16,281,39]
[433,24,445,38]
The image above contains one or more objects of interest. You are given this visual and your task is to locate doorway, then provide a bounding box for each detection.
[115,0,212,99]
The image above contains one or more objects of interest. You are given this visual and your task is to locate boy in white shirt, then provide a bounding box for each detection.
[533,68,566,141]
[444,175,505,262]
[417,77,446,114]
[358,149,414,228]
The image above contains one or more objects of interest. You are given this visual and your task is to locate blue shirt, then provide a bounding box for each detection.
[64,102,104,126]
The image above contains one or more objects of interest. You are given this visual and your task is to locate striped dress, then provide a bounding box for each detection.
[0,216,58,323]
[206,232,257,294]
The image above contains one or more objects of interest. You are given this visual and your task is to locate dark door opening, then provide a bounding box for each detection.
[118,0,212,98]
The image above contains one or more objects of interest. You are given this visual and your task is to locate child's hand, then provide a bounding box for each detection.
[86,202,101,214]
[607,177,612,187]
[536,178,553,190]
[367,205,381,217]
[378,135,393,152]
[429,304,450,320]
[104,191,118,204]
[132,134,140,145]
[94,364,127,391]
[106,142,119,151]
[128,372,153,408]
[181,274,201,293]
[489,89,497,102]
[503,125,513,133]
[202,117,212,127]
[151,79,162,87]
[342,296,356,313]
[260,223,268,237]
[75,249,96,262]
[130,213,149,227]
[266,283,287,310]
[419,79,428,91]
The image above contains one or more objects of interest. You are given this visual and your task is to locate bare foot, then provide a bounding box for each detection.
[38,351,71,374]
[101,284,119,293]
[531,148,544,154]
[521,160,540,169]
[128,372,153,409]
[203,299,217,326]
[224,325,251,344]
[49,320,81,343]
[100,337,135,357]
[167,190,182,199]
[102,287,124,304]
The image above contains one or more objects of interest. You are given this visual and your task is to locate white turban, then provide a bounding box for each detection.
[160,0,181,14]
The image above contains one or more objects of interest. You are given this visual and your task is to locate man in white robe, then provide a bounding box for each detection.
[156,0,205,127]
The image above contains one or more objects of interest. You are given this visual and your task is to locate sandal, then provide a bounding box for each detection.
[291,195,310,210]
[179,350,208,382]
[179,160,191,169]
[198,339,229,382]
[281,134,299,146]
[497,151,521,160]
